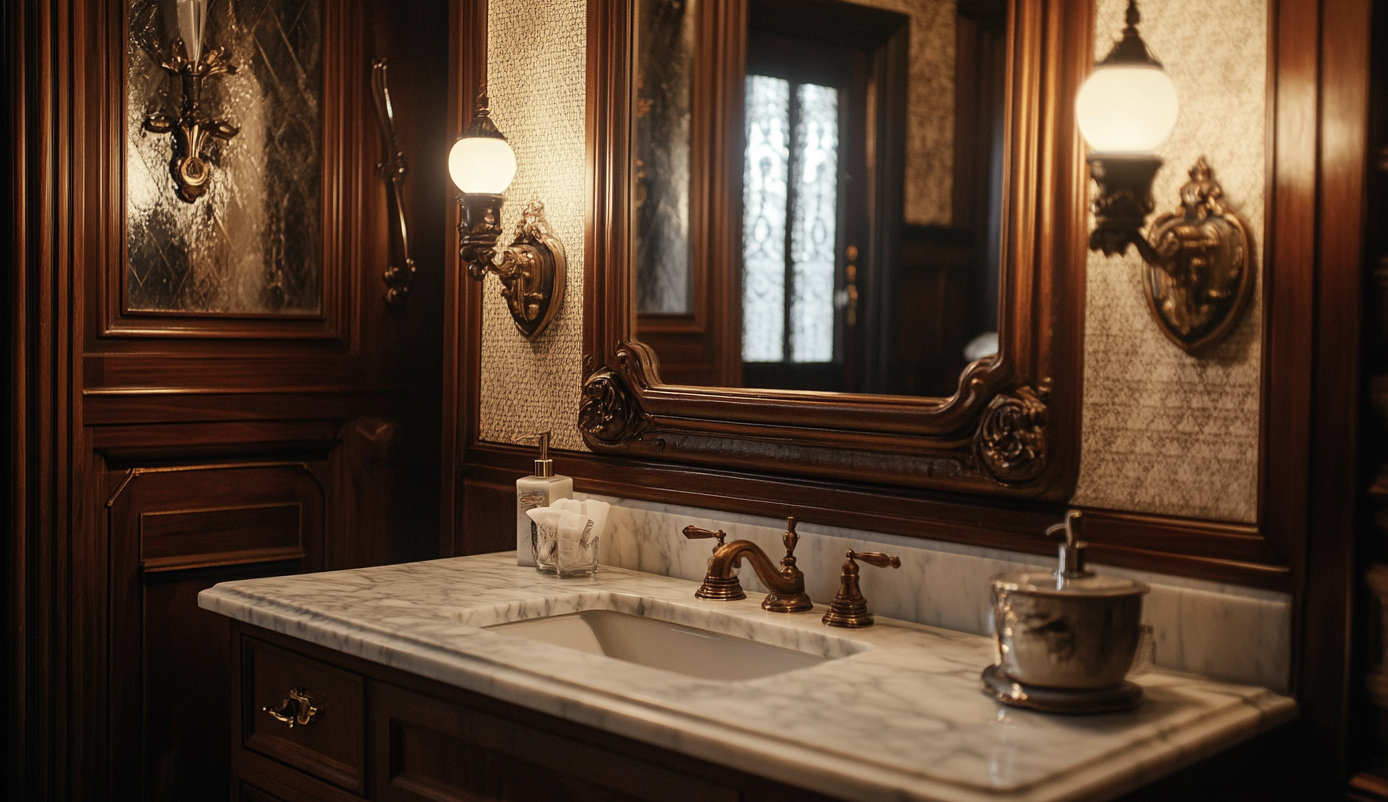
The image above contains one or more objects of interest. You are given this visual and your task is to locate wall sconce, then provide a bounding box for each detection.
[450,93,567,339]
[138,0,239,203]
[1077,0,1253,354]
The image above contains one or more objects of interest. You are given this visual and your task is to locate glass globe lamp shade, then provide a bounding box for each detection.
[1075,64,1179,154]
[448,135,517,195]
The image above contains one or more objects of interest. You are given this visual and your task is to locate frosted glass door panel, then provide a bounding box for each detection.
[125,0,323,315]
[741,76,839,365]
[789,83,838,364]
[741,75,791,363]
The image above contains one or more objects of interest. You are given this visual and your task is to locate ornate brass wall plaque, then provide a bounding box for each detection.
[1141,159,1253,354]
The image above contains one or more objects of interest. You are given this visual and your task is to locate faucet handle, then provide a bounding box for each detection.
[782,516,799,557]
[683,525,727,547]
[822,550,901,628]
[686,525,746,602]
[849,551,901,570]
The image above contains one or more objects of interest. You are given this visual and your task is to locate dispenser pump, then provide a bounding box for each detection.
[1046,510,1092,579]
[528,431,554,478]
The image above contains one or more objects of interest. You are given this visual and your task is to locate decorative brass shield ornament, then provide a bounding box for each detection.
[1140,159,1253,354]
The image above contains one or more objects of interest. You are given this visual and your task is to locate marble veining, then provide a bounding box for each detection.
[590,494,1292,692]
[201,554,1294,802]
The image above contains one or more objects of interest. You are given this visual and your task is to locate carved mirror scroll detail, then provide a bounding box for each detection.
[581,0,1090,499]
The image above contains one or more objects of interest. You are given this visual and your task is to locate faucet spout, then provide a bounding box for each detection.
[704,517,813,613]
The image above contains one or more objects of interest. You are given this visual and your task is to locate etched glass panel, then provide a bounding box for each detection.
[789,83,838,363]
[633,0,695,315]
[126,0,323,315]
[741,75,790,363]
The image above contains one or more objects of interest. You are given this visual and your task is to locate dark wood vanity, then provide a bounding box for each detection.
[231,623,840,802]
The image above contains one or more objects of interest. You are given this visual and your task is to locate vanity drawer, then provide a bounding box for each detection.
[371,681,737,802]
[242,636,366,795]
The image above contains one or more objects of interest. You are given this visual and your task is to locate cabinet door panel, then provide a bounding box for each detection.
[110,459,330,800]
[371,682,737,802]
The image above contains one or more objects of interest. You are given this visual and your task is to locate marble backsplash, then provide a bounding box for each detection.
[586,493,1291,693]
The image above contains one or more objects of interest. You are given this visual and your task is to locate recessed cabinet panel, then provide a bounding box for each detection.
[141,502,304,572]
[371,682,736,802]
[244,637,366,794]
[111,462,322,573]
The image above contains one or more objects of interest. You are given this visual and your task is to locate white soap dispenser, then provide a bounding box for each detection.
[515,432,573,566]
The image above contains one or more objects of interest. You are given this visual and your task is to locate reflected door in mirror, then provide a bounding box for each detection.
[740,28,868,392]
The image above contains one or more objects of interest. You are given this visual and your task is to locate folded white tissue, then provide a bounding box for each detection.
[525,498,610,577]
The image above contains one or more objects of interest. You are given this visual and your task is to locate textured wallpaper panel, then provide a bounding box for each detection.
[847,0,955,226]
[479,0,589,451]
[1071,0,1267,522]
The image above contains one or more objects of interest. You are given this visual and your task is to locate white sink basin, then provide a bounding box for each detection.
[486,609,834,681]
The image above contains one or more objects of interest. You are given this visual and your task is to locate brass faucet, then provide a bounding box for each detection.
[687,516,813,613]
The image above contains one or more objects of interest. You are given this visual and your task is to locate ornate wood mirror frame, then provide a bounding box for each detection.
[579,0,1091,501]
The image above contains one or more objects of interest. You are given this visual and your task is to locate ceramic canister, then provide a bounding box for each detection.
[990,569,1150,690]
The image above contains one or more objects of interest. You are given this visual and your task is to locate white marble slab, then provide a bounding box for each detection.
[590,494,1292,692]
[200,554,1295,802]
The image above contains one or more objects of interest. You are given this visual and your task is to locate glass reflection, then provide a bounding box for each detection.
[633,0,696,315]
[741,75,791,362]
[126,0,323,315]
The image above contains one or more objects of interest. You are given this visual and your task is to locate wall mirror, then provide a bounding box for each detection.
[631,0,1007,397]
[581,0,1091,500]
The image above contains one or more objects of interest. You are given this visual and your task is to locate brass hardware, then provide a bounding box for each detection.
[134,1,238,203]
[1089,157,1253,353]
[822,550,900,628]
[372,58,417,308]
[844,245,859,327]
[684,526,746,601]
[455,94,567,339]
[459,197,568,339]
[699,517,812,612]
[262,687,319,729]
[683,525,727,546]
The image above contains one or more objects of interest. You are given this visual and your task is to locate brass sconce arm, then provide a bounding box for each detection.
[1087,156,1253,354]
[457,198,567,339]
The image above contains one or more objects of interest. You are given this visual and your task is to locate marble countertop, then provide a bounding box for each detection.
[199,554,1295,802]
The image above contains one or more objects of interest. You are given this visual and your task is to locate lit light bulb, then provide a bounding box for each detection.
[1076,64,1179,154]
[449,135,517,195]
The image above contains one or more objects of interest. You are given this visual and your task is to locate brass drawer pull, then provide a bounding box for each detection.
[262,687,319,728]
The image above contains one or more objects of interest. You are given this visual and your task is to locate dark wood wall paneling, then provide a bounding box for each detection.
[8,0,451,798]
